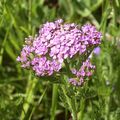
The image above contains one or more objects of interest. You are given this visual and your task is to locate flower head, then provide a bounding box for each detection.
[17,19,102,84]
[69,59,95,86]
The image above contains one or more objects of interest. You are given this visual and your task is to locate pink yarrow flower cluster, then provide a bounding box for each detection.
[69,59,95,86]
[17,19,102,86]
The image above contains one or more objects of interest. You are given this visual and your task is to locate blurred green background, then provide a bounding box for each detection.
[0,0,120,120]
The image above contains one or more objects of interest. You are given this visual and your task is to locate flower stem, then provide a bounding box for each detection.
[61,86,77,120]
[77,98,85,120]
[20,72,38,120]
[50,84,58,120]
[28,0,32,33]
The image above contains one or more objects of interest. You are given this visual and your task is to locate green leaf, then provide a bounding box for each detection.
[5,41,16,61]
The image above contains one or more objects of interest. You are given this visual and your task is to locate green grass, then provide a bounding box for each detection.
[0,0,120,120]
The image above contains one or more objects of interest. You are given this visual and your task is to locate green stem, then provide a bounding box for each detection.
[61,86,77,120]
[29,87,47,120]
[65,108,68,120]
[20,73,38,120]
[0,27,9,65]
[77,98,85,120]
[112,0,118,44]
[61,62,77,120]
[50,84,58,120]
[28,0,32,33]
[105,96,110,120]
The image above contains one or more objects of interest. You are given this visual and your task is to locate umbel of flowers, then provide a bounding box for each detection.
[17,19,102,86]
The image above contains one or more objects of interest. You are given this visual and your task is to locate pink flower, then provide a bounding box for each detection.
[17,19,101,78]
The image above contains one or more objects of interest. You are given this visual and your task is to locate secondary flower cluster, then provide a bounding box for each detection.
[69,59,95,86]
[17,19,101,85]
